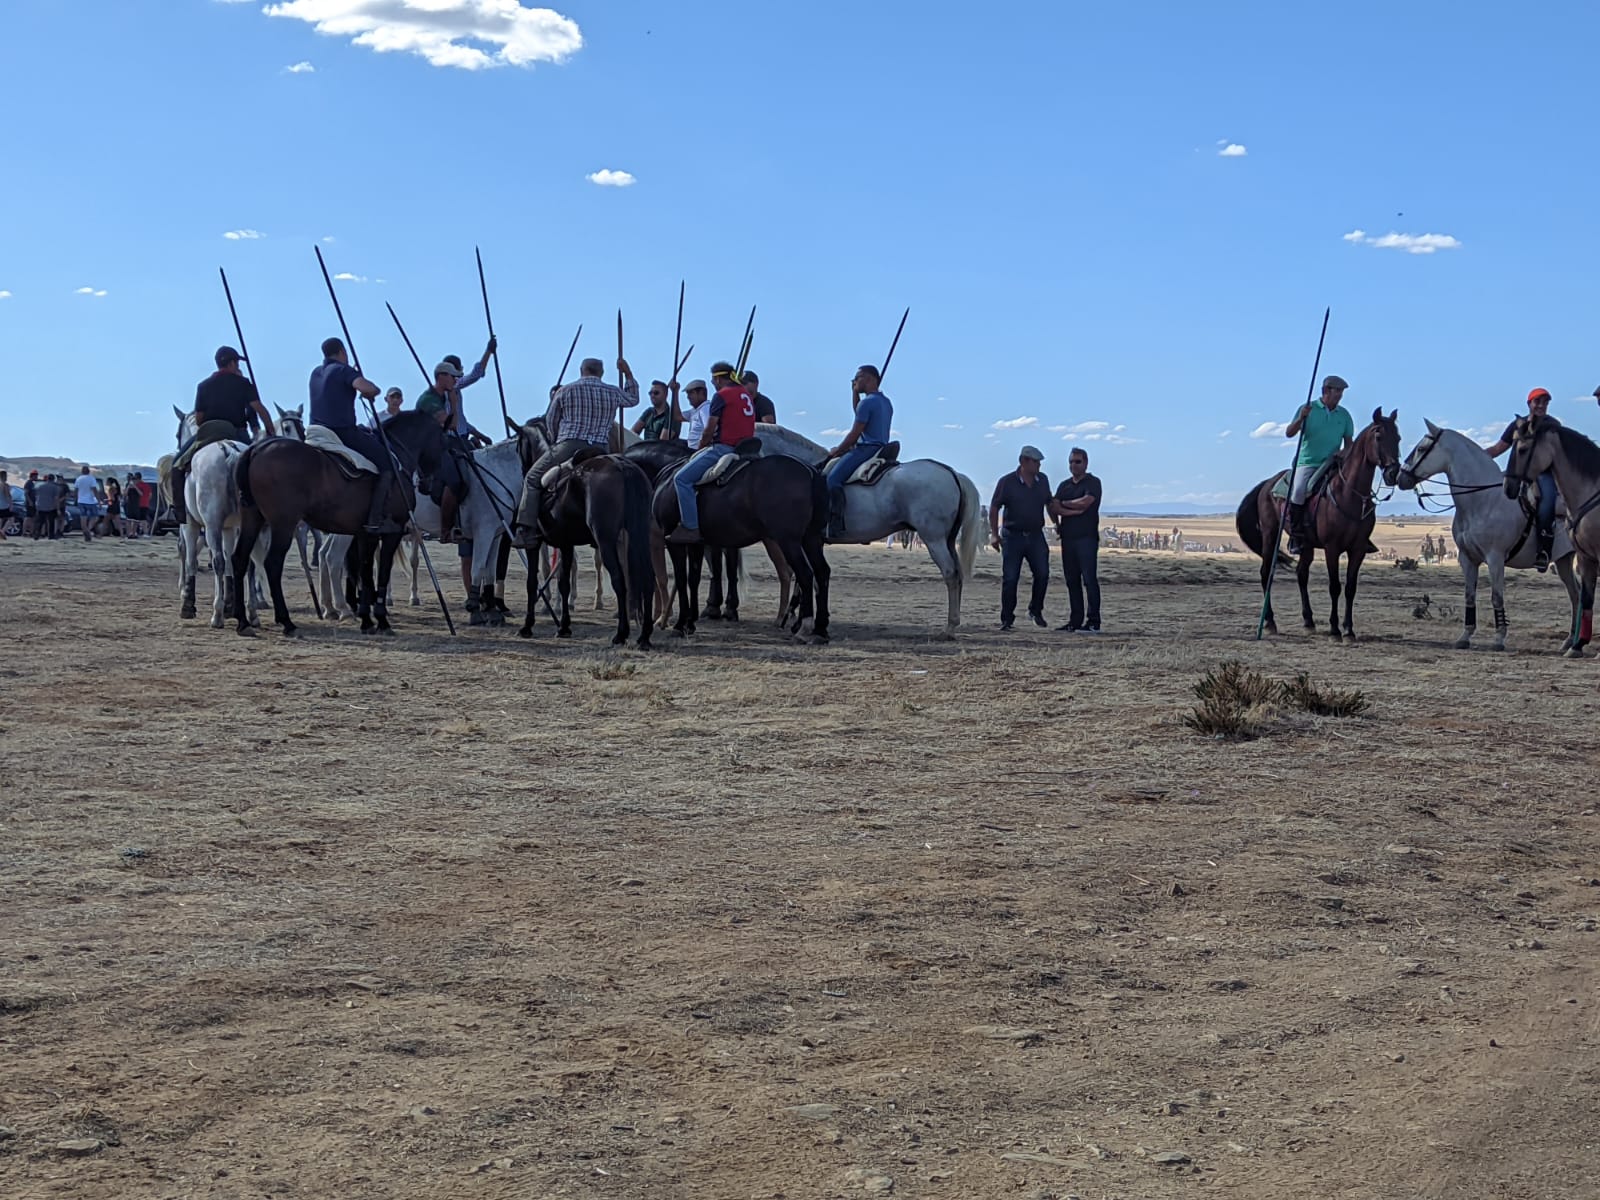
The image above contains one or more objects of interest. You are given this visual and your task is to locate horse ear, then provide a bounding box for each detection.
[1372,406,1383,423]
[275,403,289,419]
[173,404,185,420]
[1388,408,1398,423]
[1425,418,1440,434]
[504,416,520,435]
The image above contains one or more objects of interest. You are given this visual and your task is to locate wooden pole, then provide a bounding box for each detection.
[879,306,910,382]
[475,246,510,435]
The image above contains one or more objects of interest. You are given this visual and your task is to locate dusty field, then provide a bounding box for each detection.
[1106,513,1456,559]
[3,535,1598,1200]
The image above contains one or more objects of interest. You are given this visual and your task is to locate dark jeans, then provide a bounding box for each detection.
[1000,528,1049,624]
[1536,472,1556,532]
[1059,535,1101,628]
[515,438,599,529]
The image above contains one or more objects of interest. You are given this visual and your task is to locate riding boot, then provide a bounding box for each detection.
[438,487,460,545]
[509,485,543,550]
[1536,527,1554,573]
[364,470,403,535]
[171,467,187,523]
[1286,502,1305,554]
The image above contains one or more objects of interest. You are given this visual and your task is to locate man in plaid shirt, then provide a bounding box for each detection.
[511,356,639,544]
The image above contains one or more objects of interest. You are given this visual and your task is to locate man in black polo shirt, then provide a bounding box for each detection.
[1053,446,1103,633]
[988,445,1054,630]
[172,346,275,521]
[741,369,777,424]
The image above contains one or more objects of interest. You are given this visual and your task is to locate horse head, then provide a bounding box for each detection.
[173,406,198,448]
[277,406,307,442]
[514,417,552,473]
[1395,418,1444,491]
[1366,407,1403,487]
[1505,414,1555,500]
[381,410,447,478]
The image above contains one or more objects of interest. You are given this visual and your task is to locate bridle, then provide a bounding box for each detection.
[1399,427,1503,513]
[1323,420,1399,524]
[1509,419,1600,534]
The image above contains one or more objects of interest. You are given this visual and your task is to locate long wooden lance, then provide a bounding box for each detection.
[879,306,910,382]
[475,246,510,434]
[1256,306,1331,640]
[314,245,457,635]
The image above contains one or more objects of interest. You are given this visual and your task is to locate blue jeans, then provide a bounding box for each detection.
[1059,535,1101,628]
[1000,528,1049,624]
[675,444,737,530]
[1537,472,1556,531]
[825,445,878,491]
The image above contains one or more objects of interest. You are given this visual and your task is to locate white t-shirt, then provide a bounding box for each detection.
[75,475,100,505]
[685,399,713,447]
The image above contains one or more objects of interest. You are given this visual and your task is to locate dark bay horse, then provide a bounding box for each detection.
[515,450,656,648]
[1505,414,1600,654]
[652,448,831,642]
[231,412,445,637]
[1236,407,1402,639]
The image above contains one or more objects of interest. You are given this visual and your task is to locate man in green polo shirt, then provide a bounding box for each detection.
[1284,374,1356,553]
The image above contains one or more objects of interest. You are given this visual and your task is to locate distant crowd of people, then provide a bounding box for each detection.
[0,466,160,542]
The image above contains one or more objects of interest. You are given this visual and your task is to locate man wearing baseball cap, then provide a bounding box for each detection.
[1283,374,1356,554]
[988,445,1056,630]
[171,346,275,522]
[376,386,404,425]
[1485,387,1558,570]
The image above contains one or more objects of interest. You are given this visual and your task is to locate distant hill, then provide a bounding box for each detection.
[1,454,160,480]
[1106,504,1232,517]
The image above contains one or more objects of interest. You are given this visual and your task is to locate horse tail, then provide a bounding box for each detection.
[235,443,258,509]
[1236,481,1267,558]
[621,462,656,616]
[156,454,175,505]
[953,470,982,583]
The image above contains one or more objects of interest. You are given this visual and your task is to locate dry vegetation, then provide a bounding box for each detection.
[3,535,1598,1199]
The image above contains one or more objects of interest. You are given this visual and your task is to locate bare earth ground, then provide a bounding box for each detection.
[3,534,1598,1200]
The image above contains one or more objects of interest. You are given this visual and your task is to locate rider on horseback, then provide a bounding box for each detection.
[667,362,759,544]
[171,346,276,522]
[1284,375,1354,554]
[821,365,894,539]
[509,356,638,548]
[1485,388,1557,571]
[310,337,399,534]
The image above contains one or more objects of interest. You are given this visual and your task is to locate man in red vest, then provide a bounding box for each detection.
[667,361,757,543]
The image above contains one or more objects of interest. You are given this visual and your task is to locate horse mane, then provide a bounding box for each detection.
[384,410,435,440]
[756,424,828,458]
[1554,423,1600,478]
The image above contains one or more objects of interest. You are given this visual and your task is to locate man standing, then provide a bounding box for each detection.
[510,356,638,546]
[989,446,1053,630]
[1053,447,1103,633]
[73,466,101,542]
[33,474,62,540]
[172,346,275,521]
[632,380,682,441]
[308,337,394,533]
[23,470,38,537]
[741,369,777,424]
[820,364,893,539]
[1484,388,1557,570]
[1284,375,1355,553]
[0,469,11,538]
[667,361,757,543]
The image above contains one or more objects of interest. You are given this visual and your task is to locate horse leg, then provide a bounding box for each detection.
[356,536,376,634]
[230,509,261,634]
[1257,530,1277,635]
[724,549,741,620]
[1297,550,1315,631]
[262,525,296,636]
[805,534,830,642]
[210,522,232,630]
[704,548,725,620]
[1574,554,1597,658]
[780,540,815,638]
[600,537,630,646]
[926,537,961,637]
[668,544,691,635]
[519,542,539,639]
[409,530,421,606]
[1556,554,1580,653]
[556,548,574,638]
[374,533,399,635]
[1325,549,1343,640]
[181,521,200,619]
[1343,551,1363,639]
[764,539,792,628]
[1486,552,1509,651]
[1457,555,1479,649]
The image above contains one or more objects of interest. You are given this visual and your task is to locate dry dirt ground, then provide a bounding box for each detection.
[3,534,1598,1200]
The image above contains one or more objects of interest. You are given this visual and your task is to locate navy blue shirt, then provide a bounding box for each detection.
[310,359,362,429]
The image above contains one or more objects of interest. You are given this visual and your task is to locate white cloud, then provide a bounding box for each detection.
[1250,420,1288,439]
[992,415,1038,430]
[818,427,850,438]
[1342,229,1462,255]
[587,168,635,187]
[74,286,107,297]
[286,60,316,73]
[942,423,963,430]
[0,290,10,300]
[321,235,336,243]
[223,229,265,240]
[1217,430,1232,439]
[1218,143,1247,157]
[983,432,997,440]
[333,272,367,283]
[1046,424,1068,433]
[264,0,583,71]
[791,410,807,417]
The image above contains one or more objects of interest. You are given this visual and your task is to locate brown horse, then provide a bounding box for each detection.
[230,412,446,637]
[1236,407,1402,639]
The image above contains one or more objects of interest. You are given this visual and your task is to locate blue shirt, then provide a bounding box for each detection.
[854,391,893,447]
[310,359,362,429]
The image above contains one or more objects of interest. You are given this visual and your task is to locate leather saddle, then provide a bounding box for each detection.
[823,441,900,487]
[540,446,608,490]
[694,437,763,488]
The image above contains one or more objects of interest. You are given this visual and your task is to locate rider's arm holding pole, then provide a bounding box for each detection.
[1285,401,1311,439]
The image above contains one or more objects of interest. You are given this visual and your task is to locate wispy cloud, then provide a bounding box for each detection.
[1217,430,1232,439]
[818,427,850,438]
[587,168,635,188]
[263,0,583,71]
[74,286,108,298]
[1250,420,1288,439]
[791,410,807,417]
[1218,143,1247,157]
[1343,229,1462,255]
[223,229,265,240]
[333,272,367,283]
[285,60,316,73]
[942,423,963,430]
[0,290,10,300]
[992,415,1039,430]
[321,235,336,243]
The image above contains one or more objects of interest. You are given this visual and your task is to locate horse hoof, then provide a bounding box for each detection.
[611,635,627,646]
[1453,637,1472,650]
[210,616,224,630]
[517,626,533,639]
[469,611,488,627]
[725,610,739,623]
[250,615,262,629]
[380,627,396,638]
[557,628,572,639]
[1328,630,1342,641]
[1303,622,1317,632]
[1490,642,1506,652]
[235,624,256,638]
[180,607,197,620]
[1565,646,1585,659]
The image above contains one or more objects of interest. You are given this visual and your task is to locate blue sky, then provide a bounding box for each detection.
[4,0,1599,509]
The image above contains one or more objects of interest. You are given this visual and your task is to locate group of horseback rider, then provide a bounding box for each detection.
[176,334,896,554]
[1283,376,1563,571]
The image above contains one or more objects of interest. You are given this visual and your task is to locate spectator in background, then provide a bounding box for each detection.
[33,474,62,540]
[0,469,11,538]
[988,445,1055,630]
[123,473,146,537]
[24,470,38,537]
[1052,446,1103,634]
[74,465,101,542]
[103,477,124,538]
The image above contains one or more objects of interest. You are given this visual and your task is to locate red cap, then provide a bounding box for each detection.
[1528,388,1551,403]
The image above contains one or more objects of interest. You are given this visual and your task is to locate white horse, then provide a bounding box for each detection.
[168,407,269,628]
[1396,420,1580,651]
[411,437,527,626]
[750,424,983,634]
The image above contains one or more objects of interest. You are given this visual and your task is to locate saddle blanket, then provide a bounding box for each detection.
[822,443,900,486]
[306,425,378,474]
